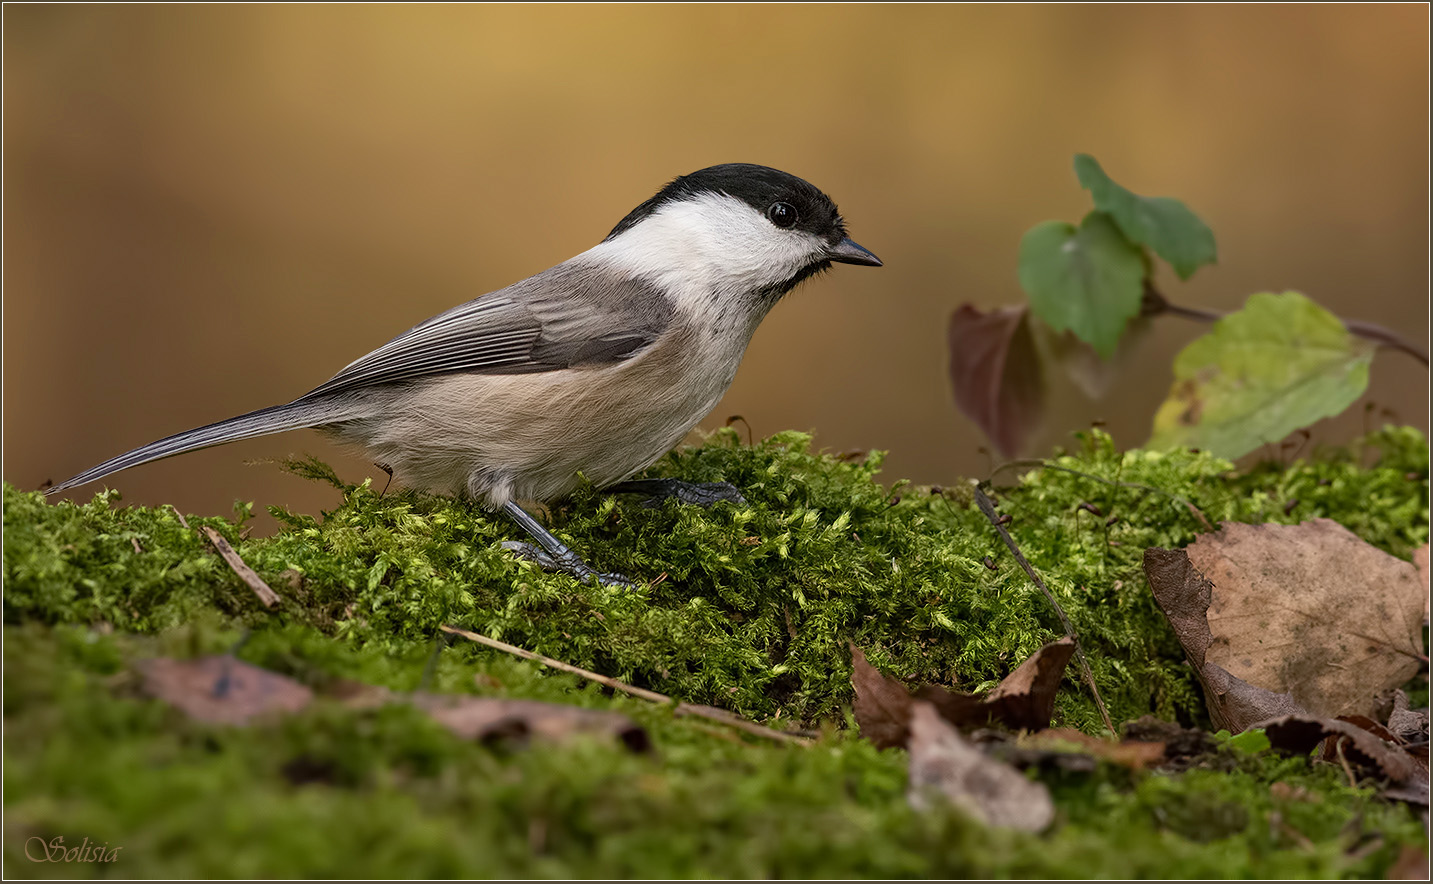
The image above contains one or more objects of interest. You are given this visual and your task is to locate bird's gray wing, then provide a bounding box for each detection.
[299,262,674,400]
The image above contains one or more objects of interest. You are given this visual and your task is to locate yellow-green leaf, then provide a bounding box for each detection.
[1149,292,1374,458]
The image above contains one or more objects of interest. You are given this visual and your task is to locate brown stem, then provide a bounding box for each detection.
[1143,283,1429,367]
[972,484,1116,734]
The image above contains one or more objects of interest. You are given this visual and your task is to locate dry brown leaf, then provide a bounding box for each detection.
[1259,713,1427,806]
[1145,546,1312,731]
[1414,544,1429,626]
[412,694,650,753]
[136,655,313,725]
[917,637,1076,732]
[906,701,1055,831]
[1184,520,1424,719]
[1122,715,1217,760]
[849,644,915,749]
[1025,727,1167,770]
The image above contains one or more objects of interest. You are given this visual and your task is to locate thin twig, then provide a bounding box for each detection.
[439,625,813,744]
[972,485,1115,734]
[166,504,192,531]
[990,459,1213,531]
[1145,283,1429,367]
[201,526,281,608]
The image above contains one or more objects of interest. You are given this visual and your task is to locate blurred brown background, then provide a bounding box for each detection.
[5,4,1428,534]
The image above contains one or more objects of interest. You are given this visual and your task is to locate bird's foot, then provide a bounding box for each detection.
[501,541,634,588]
[609,478,747,508]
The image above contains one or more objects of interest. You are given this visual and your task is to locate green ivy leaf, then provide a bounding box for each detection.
[1074,154,1217,280]
[1017,211,1145,359]
[1149,292,1375,459]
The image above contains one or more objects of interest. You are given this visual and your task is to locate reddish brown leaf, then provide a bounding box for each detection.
[906,701,1055,831]
[849,645,913,749]
[948,304,1046,457]
[412,694,650,753]
[136,656,313,725]
[1144,546,1310,732]
[917,637,1076,732]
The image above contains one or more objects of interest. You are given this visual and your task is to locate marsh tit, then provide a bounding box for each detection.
[48,163,882,585]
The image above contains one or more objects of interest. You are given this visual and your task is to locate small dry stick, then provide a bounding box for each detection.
[439,625,812,744]
[973,484,1115,733]
[201,526,281,608]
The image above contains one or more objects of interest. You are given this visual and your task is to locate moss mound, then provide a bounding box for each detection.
[3,426,1427,877]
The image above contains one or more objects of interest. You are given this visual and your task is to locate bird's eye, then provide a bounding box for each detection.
[767,202,798,229]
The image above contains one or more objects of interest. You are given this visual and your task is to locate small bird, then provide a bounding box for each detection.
[48,163,882,585]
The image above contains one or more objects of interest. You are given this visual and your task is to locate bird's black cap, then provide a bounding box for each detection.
[606,163,851,246]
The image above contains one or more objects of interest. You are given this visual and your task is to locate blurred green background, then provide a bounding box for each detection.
[5,4,1428,533]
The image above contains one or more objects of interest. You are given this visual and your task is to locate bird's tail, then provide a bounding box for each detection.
[46,399,350,495]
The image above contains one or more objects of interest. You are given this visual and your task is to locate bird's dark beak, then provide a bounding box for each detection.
[827,237,883,267]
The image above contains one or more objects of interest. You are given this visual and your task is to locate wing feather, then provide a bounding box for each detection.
[300,261,673,400]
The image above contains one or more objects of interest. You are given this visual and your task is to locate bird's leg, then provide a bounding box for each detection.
[500,501,633,587]
[607,478,747,508]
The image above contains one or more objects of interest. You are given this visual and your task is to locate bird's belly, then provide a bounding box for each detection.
[330,327,742,506]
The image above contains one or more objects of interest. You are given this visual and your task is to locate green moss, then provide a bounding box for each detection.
[4,426,1427,876]
[4,622,1423,878]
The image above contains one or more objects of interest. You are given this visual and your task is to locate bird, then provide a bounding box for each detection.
[47,163,882,585]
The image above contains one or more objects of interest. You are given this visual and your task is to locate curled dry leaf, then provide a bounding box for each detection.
[136,656,313,725]
[413,694,651,753]
[917,637,1076,732]
[947,304,1046,457]
[851,638,1076,747]
[1258,714,1428,807]
[906,701,1055,832]
[1146,520,1424,721]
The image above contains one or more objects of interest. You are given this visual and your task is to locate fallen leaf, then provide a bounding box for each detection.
[849,644,914,749]
[1259,713,1427,806]
[136,655,313,725]
[1145,521,1424,721]
[1388,844,1430,880]
[917,637,1076,732]
[412,694,650,753]
[947,304,1046,457]
[1414,545,1429,626]
[1188,520,1424,718]
[1023,728,1167,769]
[1122,715,1217,760]
[1144,546,1312,731]
[906,701,1055,832]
